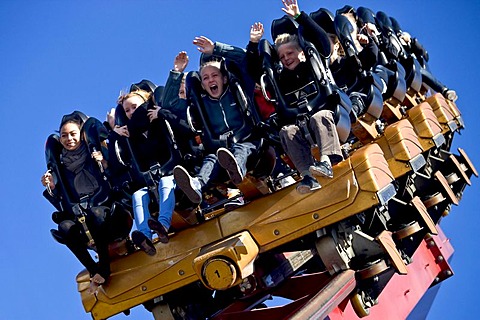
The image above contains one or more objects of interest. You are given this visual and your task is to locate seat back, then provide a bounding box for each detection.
[263,20,352,142]
[402,55,423,93]
[297,31,352,143]
[44,115,112,214]
[114,102,182,183]
[375,63,407,102]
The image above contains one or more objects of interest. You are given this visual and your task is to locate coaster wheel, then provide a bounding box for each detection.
[351,292,370,318]
[393,221,423,241]
[357,259,389,280]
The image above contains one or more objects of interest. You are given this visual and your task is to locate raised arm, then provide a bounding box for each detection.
[193,35,247,66]
[281,0,331,58]
[247,22,265,83]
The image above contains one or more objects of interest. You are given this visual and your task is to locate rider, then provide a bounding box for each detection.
[274,0,344,194]
[173,33,260,205]
[41,111,130,293]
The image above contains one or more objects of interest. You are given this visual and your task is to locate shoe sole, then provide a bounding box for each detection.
[309,166,333,179]
[224,198,245,211]
[131,231,156,256]
[296,184,321,194]
[217,149,243,185]
[174,166,202,204]
[148,219,169,244]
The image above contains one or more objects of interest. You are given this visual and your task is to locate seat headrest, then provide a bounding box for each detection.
[60,111,88,131]
[310,8,335,34]
[336,5,356,19]
[334,14,357,57]
[357,7,376,26]
[271,15,298,41]
[153,85,165,107]
[115,103,129,127]
[389,16,402,35]
[130,79,157,94]
[185,71,202,97]
[376,11,394,34]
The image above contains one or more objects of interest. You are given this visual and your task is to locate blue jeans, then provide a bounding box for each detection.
[132,175,175,239]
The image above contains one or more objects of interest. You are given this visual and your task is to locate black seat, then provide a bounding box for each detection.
[113,100,183,183]
[130,79,157,94]
[310,8,335,34]
[260,18,352,143]
[44,112,132,247]
[271,15,299,42]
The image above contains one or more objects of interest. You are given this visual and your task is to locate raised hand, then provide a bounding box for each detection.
[174,51,189,73]
[193,36,215,54]
[281,0,300,17]
[250,22,264,43]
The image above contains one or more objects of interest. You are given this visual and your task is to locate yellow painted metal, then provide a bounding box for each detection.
[425,93,457,134]
[78,143,395,320]
[202,258,237,290]
[375,119,424,178]
[193,231,259,290]
[382,98,403,124]
[407,102,443,151]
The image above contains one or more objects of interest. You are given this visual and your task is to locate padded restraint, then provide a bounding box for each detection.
[185,65,255,153]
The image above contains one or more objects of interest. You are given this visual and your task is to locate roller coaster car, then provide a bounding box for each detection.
[44,112,133,257]
[68,11,479,320]
[77,143,400,320]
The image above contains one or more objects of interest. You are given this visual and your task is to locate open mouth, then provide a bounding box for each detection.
[210,84,219,95]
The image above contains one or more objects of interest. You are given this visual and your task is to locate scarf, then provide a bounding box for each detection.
[62,142,99,197]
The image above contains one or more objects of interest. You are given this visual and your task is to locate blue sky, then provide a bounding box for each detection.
[1,1,478,319]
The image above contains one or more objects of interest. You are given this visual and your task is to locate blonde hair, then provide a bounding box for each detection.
[199,59,223,76]
[274,33,302,52]
[117,89,151,106]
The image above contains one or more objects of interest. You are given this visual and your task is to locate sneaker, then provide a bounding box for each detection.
[148,218,169,244]
[224,196,245,211]
[131,230,156,256]
[296,175,321,194]
[217,148,243,185]
[309,161,333,179]
[174,165,202,204]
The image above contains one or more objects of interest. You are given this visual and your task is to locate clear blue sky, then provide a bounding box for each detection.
[1,1,478,319]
